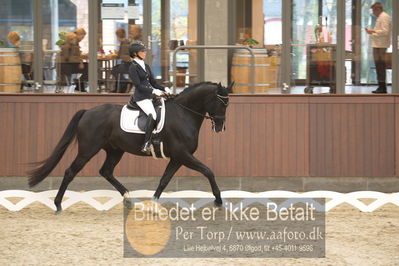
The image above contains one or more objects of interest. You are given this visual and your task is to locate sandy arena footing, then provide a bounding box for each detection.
[1,203,398,265]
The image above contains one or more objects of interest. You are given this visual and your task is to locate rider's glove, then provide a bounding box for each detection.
[164,87,172,94]
[152,89,164,96]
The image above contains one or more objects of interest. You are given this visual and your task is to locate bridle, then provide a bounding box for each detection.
[174,93,229,124]
[216,94,229,106]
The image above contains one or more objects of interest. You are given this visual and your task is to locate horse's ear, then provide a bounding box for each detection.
[218,82,222,88]
[227,81,235,94]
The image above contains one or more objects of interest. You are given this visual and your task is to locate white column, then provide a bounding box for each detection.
[50,0,59,50]
[203,0,228,85]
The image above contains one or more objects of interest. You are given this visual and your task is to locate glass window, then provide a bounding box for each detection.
[291,0,337,94]
[42,0,89,93]
[0,0,34,92]
[231,0,282,94]
[152,0,192,88]
[345,0,392,93]
[263,0,282,94]
[97,0,135,93]
[96,0,192,93]
[264,0,282,45]
[169,0,190,87]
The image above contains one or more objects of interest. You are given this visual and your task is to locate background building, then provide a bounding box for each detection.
[0,0,397,94]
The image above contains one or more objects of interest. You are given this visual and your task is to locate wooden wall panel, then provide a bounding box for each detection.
[309,97,395,177]
[0,94,397,178]
[173,97,309,177]
[243,101,309,176]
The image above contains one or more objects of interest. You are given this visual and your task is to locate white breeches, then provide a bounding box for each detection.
[136,99,157,120]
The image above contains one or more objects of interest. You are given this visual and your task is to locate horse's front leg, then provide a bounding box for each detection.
[153,159,182,199]
[179,153,222,206]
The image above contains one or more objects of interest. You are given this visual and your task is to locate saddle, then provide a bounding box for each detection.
[120,98,168,159]
[121,98,166,134]
[126,98,162,131]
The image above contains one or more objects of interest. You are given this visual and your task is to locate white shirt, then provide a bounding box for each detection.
[371,11,392,48]
[134,58,146,72]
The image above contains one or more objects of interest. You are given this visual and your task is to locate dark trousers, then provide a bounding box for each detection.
[21,64,32,80]
[21,64,33,87]
[372,48,387,86]
[59,63,88,91]
[60,63,88,82]
[111,62,130,93]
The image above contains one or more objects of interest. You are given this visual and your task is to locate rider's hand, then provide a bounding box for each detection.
[152,89,164,96]
[164,87,172,95]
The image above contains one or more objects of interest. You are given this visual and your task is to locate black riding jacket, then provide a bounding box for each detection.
[128,61,165,103]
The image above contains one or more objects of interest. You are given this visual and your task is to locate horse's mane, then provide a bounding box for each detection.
[179,82,218,95]
[170,82,219,102]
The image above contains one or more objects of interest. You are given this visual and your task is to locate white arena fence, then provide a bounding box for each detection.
[0,190,399,213]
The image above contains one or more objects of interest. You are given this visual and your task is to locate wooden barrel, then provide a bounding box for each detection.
[231,49,280,93]
[0,48,22,92]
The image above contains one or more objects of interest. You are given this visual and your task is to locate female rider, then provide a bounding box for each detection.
[128,42,171,153]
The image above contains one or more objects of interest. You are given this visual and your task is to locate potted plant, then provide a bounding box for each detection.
[242,35,260,48]
[55,32,67,47]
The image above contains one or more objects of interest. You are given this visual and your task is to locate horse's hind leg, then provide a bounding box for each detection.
[179,153,222,206]
[153,159,182,199]
[99,148,130,203]
[54,151,97,214]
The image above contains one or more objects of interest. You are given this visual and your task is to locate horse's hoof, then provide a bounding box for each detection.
[214,198,223,207]
[123,198,133,209]
[55,209,62,215]
[152,195,159,201]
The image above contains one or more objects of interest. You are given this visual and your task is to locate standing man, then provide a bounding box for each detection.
[365,2,392,94]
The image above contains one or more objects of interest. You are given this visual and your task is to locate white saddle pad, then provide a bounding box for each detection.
[120,98,166,134]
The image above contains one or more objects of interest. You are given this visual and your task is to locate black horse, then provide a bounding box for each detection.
[28,82,230,214]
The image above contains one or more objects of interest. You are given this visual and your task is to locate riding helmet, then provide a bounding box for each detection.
[129,42,147,57]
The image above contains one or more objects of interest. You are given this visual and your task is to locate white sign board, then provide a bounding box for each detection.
[128,4,141,20]
[101,3,125,20]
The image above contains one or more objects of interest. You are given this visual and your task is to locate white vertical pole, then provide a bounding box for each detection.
[88,0,98,93]
[281,0,292,93]
[336,0,346,94]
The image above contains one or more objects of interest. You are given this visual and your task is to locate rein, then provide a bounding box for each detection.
[175,102,213,120]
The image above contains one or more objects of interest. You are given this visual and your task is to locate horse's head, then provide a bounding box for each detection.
[206,82,231,132]
[173,81,232,132]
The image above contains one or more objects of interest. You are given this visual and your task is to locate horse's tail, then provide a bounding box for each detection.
[28,109,87,187]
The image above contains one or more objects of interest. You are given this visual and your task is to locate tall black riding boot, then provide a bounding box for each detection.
[141,114,156,153]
